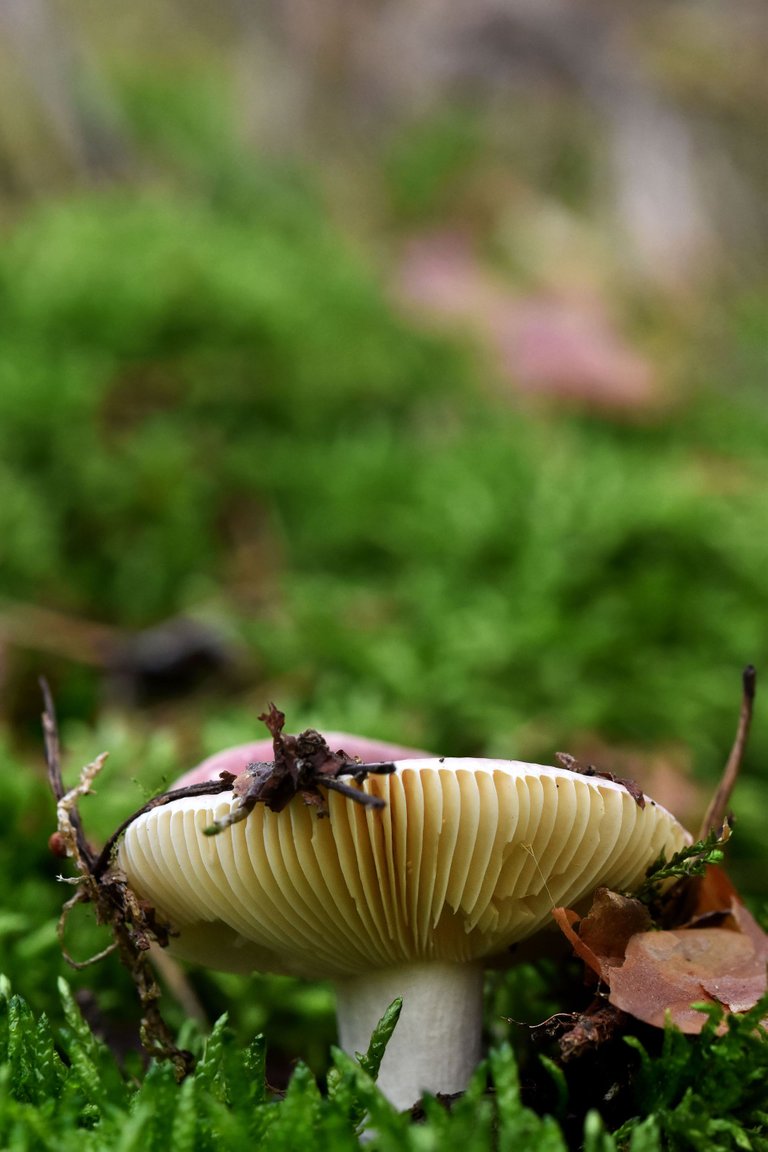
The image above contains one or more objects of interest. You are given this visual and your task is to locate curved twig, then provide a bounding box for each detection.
[699,665,757,839]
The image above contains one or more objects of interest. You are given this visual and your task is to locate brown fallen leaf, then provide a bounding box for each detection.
[551,906,603,980]
[670,864,768,953]
[690,863,741,914]
[550,671,767,1043]
[553,873,768,1040]
[552,889,651,983]
[607,928,767,1032]
[579,889,652,974]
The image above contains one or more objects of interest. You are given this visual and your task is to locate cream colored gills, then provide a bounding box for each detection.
[118,756,689,1108]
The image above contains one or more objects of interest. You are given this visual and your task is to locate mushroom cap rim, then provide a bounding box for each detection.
[165,755,678,821]
[118,754,689,979]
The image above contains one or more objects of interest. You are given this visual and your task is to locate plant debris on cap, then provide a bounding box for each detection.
[555,752,646,809]
[204,704,395,833]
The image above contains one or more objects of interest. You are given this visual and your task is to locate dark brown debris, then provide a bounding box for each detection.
[41,678,194,1079]
[555,752,646,809]
[204,703,394,833]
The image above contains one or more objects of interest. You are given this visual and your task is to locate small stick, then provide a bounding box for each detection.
[42,680,194,1079]
[322,776,387,807]
[41,677,95,869]
[698,665,757,839]
[149,945,209,1030]
[93,776,236,878]
[8,602,117,666]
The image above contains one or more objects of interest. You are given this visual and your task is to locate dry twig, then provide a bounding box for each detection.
[699,665,756,839]
[44,687,394,1074]
[42,678,194,1079]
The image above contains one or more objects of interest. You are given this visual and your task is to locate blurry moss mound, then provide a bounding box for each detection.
[0,184,767,896]
[0,189,463,624]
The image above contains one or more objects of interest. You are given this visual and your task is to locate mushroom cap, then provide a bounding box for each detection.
[118,757,689,980]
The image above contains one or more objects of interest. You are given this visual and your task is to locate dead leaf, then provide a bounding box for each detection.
[729,899,768,963]
[607,928,768,1032]
[579,890,652,972]
[553,876,768,1040]
[551,906,603,980]
[552,889,652,982]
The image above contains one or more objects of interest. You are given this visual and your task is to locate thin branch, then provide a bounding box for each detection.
[40,676,64,799]
[57,893,119,969]
[698,665,757,839]
[149,944,209,1030]
[44,686,395,1078]
[7,603,117,665]
[93,776,237,879]
[41,677,97,870]
[97,722,395,858]
[338,759,396,779]
[323,775,386,808]
[42,680,194,1079]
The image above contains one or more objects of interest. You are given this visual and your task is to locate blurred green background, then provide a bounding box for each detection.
[0,0,766,1081]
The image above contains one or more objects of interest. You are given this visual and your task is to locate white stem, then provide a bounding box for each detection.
[334,961,484,1111]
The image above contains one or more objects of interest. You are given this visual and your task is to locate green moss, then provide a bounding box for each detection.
[1,978,767,1150]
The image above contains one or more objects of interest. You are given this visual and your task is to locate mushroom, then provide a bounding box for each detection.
[118,748,689,1110]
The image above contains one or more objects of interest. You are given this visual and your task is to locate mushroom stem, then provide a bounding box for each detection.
[334,961,484,1111]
